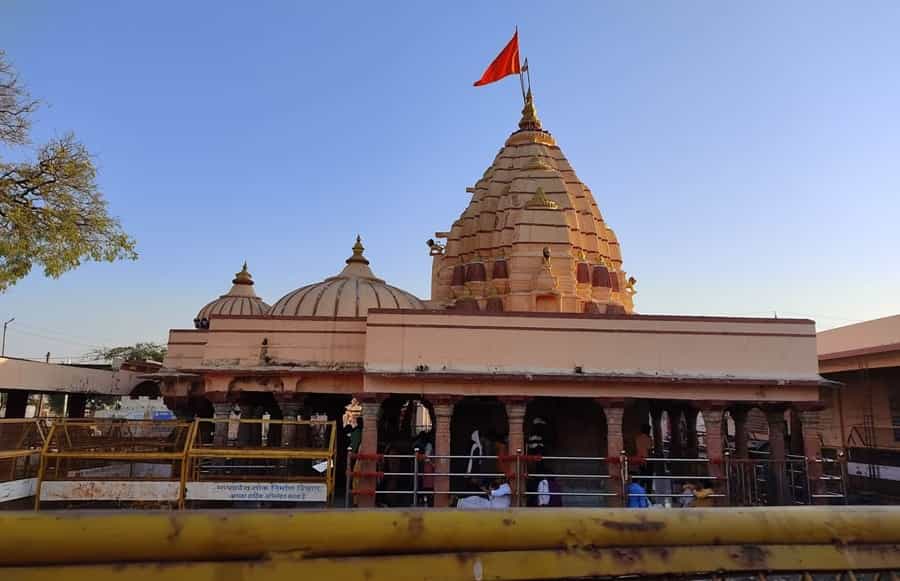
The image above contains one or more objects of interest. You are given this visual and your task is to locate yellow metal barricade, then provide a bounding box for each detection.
[0,419,48,508]
[34,418,194,510]
[185,418,336,507]
[0,507,898,579]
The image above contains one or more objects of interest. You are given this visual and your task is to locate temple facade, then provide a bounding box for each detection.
[158,94,830,506]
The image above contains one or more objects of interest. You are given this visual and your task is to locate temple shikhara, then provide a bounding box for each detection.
[157,92,830,507]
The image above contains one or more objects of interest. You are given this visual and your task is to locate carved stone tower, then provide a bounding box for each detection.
[429,91,636,314]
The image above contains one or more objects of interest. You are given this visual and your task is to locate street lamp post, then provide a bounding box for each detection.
[2,317,14,357]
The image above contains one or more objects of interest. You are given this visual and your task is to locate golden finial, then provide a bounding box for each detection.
[525,186,559,210]
[232,261,253,285]
[346,235,370,265]
[518,89,542,131]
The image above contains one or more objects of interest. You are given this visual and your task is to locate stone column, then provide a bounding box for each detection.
[702,408,726,504]
[3,391,29,418]
[603,403,626,506]
[503,398,527,505]
[66,394,87,418]
[356,397,380,508]
[432,399,455,508]
[685,408,700,459]
[733,408,749,459]
[650,408,664,457]
[212,402,232,446]
[276,396,305,448]
[669,408,684,459]
[766,408,790,506]
[798,409,824,502]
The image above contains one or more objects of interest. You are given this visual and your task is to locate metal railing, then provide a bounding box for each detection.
[625,456,727,507]
[185,417,337,507]
[347,448,848,508]
[0,417,339,510]
[0,419,49,507]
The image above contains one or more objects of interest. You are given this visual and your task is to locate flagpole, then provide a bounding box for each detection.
[517,27,526,104]
[525,57,532,95]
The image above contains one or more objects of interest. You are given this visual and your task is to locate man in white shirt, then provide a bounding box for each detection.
[489,480,512,508]
[457,479,512,509]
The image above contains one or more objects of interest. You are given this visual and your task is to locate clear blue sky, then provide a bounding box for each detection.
[2,2,899,361]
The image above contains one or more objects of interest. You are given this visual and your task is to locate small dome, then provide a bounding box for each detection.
[269,236,425,318]
[194,263,270,328]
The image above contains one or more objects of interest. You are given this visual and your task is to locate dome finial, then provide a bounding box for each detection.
[346,235,370,265]
[232,261,253,285]
[518,88,542,131]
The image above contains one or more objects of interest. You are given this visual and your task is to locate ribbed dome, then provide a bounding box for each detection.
[269,236,425,318]
[194,263,270,328]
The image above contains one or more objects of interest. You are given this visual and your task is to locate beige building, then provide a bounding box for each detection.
[159,94,831,506]
[818,314,900,501]
[0,357,150,419]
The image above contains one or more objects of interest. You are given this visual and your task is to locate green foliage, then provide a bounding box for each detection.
[0,50,137,291]
[88,342,167,363]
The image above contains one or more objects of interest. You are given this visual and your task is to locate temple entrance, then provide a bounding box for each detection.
[524,398,606,506]
[301,393,352,502]
[377,396,434,507]
[234,392,283,447]
[450,397,508,497]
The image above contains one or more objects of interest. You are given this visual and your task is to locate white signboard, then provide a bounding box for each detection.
[848,462,900,482]
[40,480,180,502]
[0,478,36,502]
[186,481,327,502]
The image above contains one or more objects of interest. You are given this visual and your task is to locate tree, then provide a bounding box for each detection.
[88,342,167,364]
[0,50,136,292]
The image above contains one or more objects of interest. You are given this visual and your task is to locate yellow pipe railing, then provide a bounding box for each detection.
[1,506,898,565]
[0,507,899,579]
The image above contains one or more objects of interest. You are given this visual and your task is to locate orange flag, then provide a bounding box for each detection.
[473,31,521,87]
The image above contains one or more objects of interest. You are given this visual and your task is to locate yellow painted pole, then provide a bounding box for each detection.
[32,422,56,511]
[178,420,197,510]
[4,544,900,581]
[1,507,900,567]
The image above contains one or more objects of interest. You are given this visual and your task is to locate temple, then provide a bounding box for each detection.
[158,93,830,507]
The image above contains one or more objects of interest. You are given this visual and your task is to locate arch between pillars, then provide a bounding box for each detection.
[377,395,436,508]
[524,397,606,507]
[450,397,509,496]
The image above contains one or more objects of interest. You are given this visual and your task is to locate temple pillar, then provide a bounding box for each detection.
[685,408,700,459]
[3,391,28,418]
[702,407,726,504]
[732,408,749,459]
[503,398,527,505]
[650,408,664,457]
[798,409,824,502]
[277,396,304,448]
[603,402,625,506]
[432,399,455,508]
[766,408,790,506]
[66,394,87,419]
[356,397,380,508]
[789,411,804,456]
[212,402,232,446]
[669,408,684,458]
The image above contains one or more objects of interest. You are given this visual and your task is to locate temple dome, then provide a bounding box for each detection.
[194,263,270,328]
[269,236,425,318]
